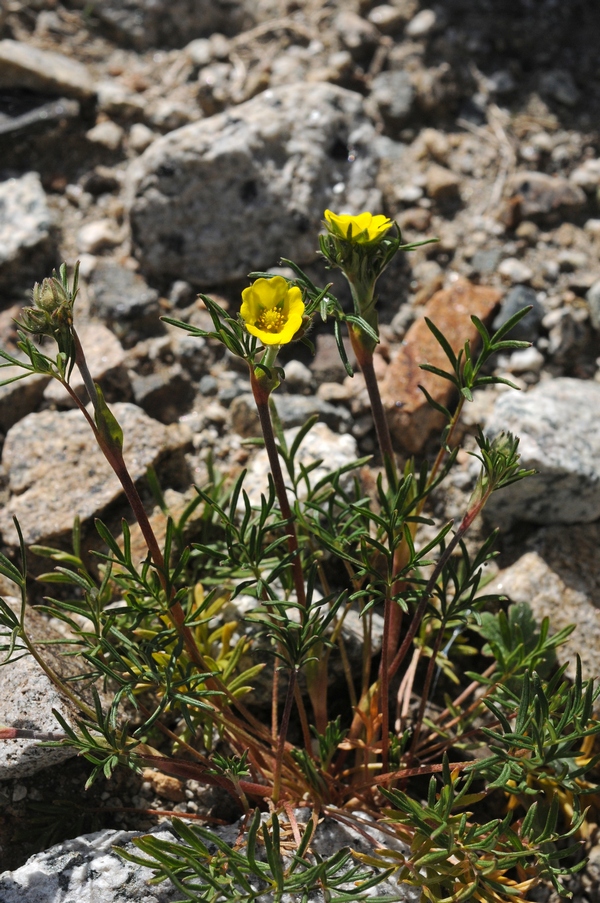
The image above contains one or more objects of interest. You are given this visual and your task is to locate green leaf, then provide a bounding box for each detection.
[94,383,123,451]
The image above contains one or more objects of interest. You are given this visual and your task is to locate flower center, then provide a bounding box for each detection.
[256,307,286,333]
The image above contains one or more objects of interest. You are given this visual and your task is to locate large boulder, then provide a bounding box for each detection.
[484,377,600,530]
[126,82,381,286]
[0,404,191,549]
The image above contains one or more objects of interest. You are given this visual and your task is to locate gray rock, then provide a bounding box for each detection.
[89,262,161,347]
[486,523,600,682]
[230,392,352,438]
[491,285,544,342]
[483,378,600,530]
[0,827,181,902]
[0,599,81,780]
[129,363,195,424]
[0,172,55,291]
[171,333,213,380]
[471,248,501,275]
[0,367,50,433]
[91,0,254,50]
[543,306,591,365]
[0,39,95,99]
[485,69,517,96]
[0,404,191,548]
[505,171,586,220]
[310,333,356,383]
[282,359,313,393]
[369,70,415,131]
[0,814,418,902]
[127,82,380,285]
[424,163,461,201]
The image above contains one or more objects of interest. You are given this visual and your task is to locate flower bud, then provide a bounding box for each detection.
[32,277,69,313]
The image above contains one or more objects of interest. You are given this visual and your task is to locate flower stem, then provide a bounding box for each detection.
[69,337,277,743]
[348,327,397,488]
[250,371,306,611]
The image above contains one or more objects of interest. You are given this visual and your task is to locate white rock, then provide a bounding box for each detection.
[0,816,418,902]
[282,359,313,391]
[96,79,145,117]
[128,122,156,153]
[570,158,600,192]
[0,38,94,99]
[506,346,544,374]
[405,8,436,37]
[77,219,120,253]
[86,119,124,150]
[584,218,600,237]
[0,827,181,902]
[0,172,54,289]
[367,4,408,31]
[498,257,533,284]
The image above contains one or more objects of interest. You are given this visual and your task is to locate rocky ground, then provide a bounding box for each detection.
[1,0,600,898]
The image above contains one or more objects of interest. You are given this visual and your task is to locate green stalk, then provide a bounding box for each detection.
[250,369,307,612]
[68,340,274,745]
[347,326,398,490]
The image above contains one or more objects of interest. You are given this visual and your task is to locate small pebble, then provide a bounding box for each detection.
[12,783,27,802]
[128,122,156,153]
[405,8,436,37]
[283,359,313,392]
[498,258,534,284]
[506,346,545,374]
[86,120,124,151]
[77,219,120,253]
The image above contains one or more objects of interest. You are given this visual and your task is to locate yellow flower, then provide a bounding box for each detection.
[323,209,393,244]
[240,276,305,346]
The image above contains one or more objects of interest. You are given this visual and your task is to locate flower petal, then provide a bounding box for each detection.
[324,209,393,244]
[240,278,305,345]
